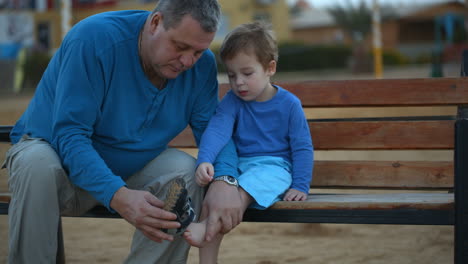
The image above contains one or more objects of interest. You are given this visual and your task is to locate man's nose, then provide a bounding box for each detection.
[180,53,194,69]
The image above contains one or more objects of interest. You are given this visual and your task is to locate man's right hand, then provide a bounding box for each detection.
[202,180,243,242]
[110,186,181,243]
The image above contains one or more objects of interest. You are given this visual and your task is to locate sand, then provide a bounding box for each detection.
[0,216,454,263]
[0,64,458,263]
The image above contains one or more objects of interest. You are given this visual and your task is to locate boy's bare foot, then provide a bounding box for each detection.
[183,222,207,248]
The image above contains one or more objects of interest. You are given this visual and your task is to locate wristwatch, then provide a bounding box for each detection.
[213,175,239,187]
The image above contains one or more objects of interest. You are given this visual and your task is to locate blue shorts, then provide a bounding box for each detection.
[237,156,292,210]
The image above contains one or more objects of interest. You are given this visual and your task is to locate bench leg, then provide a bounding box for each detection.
[455,106,468,264]
[57,218,65,264]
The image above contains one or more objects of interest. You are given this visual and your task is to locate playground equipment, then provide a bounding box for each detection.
[431,13,465,77]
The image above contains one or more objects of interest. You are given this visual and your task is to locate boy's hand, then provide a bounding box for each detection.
[283,188,308,201]
[195,162,214,186]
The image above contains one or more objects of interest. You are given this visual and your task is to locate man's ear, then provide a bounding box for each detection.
[267,60,277,76]
[149,12,163,33]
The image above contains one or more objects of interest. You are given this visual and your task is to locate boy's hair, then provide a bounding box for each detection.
[153,0,221,33]
[220,21,278,69]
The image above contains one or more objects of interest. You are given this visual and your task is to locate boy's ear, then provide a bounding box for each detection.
[267,60,277,76]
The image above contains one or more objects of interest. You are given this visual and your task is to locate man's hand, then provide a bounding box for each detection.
[283,188,308,201]
[110,186,181,243]
[195,162,214,186]
[202,180,243,242]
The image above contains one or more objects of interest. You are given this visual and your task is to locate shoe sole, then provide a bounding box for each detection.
[163,178,186,212]
[162,178,195,235]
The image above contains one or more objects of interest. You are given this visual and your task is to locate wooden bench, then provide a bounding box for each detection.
[1,77,467,263]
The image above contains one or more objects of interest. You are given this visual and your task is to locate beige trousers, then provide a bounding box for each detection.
[4,136,203,264]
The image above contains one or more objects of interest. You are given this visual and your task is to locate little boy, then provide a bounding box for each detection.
[184,22,314,263]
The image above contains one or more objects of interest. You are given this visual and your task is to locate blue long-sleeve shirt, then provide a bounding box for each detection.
[197,86,314,194]
[10,10,237,209]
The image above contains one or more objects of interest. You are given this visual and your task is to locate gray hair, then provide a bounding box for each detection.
[153,0,221,33]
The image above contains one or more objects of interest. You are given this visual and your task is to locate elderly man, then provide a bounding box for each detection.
[4,0,242,263]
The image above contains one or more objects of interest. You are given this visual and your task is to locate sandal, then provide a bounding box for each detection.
[162,178,196,235]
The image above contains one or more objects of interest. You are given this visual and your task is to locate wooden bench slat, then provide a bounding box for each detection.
[168,127,195,148]
[0,163,452,201]
[311,120,454,150]
[313,161,453,189]
[0,162,453,201]
[271,193,454,210]
[1,193,453,217]
[0,193,10,203]
[2,120,456,150]
[169,120,455,150]
[272,78,468,107]
[0,163,453,201]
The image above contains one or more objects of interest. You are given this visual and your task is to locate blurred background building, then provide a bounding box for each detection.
[290,0,467,61]
[0,0,291,92]
[0,0,467,93]
[0,0,291,54]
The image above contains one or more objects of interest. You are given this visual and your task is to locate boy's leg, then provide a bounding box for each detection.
[5,137,98,264]
[196,187,254,264]
[123,148,203,264]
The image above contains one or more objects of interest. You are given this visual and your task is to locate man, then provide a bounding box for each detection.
[3,0,243,262]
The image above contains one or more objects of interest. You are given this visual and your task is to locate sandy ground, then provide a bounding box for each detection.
[0,64,459,263]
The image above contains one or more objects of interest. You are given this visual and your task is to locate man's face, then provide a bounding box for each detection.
[145,13,215,80]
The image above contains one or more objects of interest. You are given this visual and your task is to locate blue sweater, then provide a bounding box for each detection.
[197,86,314,194]
[10,11,237,209]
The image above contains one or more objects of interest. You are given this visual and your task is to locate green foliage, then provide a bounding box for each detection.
[327,0,397,42]
[413,53,432,64]
[277,43,352,72]
[327,1,371,41]
[212,43,352,72]
[381,49,409,66]
[289,4,302,17]
[22,49,51,90]
[453,26,467,43]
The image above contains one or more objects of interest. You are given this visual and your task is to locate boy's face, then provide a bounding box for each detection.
[224,51,276,102]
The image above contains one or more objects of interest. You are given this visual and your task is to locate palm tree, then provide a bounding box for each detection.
[327,0,395,73]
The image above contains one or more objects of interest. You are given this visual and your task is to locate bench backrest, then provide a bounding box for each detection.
[171,78,468,190]
[2,78,467,191]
